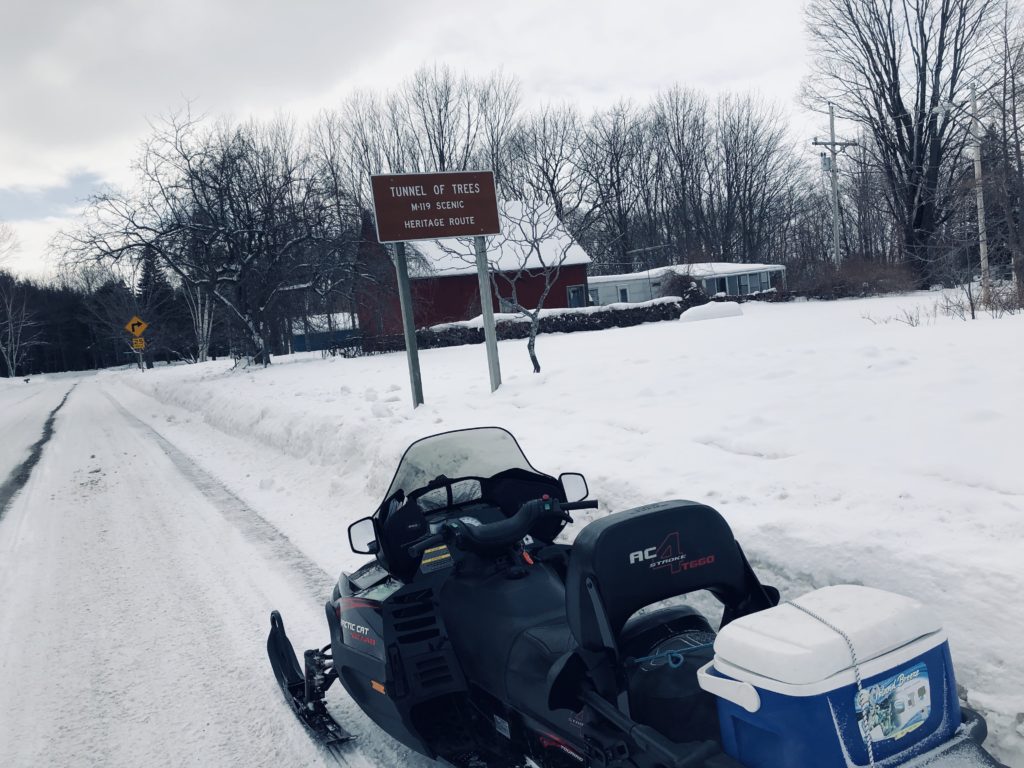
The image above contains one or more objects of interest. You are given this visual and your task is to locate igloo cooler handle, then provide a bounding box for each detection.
[697,661,761,713]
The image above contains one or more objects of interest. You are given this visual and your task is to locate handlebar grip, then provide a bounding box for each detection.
[455,496,557,552]
[562,500,599,511]
[407,533,444,558]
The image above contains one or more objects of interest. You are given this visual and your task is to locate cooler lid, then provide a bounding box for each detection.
[714,585,941,686]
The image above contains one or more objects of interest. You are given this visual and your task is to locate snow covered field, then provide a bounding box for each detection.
[1,292,1022,766]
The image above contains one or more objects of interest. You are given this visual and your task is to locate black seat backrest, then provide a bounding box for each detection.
[566,500,776,654]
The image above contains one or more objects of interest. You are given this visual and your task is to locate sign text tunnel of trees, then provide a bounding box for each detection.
[370,171,501,242]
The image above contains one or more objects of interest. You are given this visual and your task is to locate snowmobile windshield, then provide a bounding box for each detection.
[383,427,540,502]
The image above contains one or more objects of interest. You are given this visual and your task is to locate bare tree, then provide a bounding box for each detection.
[0,271,42,377]
[0,221,18,266]
[652,87,711,262]
[474,70,522,189]
[987,0,1024,305]
[181,281,215,362]
[401,65,481,173]
[581,101,646,269]
[707,95,798,263]
[62,111,361,365]
[805,0,994,283]
[505,104,588,220]
[436,201,593,373]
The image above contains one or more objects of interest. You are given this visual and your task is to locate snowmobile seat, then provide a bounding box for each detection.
[506,618,576,717]
[565,500,777,656]
[506,604,709,722]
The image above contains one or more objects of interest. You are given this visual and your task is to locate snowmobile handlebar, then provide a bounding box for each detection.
[454,496,601,553]
[407,496,598,558]
[561,500,600,512]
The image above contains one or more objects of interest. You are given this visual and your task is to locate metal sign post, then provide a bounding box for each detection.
[474,236,501,392]
[370,170,503,405]
[392,242,424,408]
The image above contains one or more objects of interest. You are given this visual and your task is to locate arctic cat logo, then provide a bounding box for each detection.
[342,619,372,635]
[343,619,377,646]
[629,532,715,574]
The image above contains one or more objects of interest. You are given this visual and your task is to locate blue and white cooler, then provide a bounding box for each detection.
[696,585,961,768]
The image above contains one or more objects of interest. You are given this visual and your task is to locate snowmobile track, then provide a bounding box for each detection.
[102,391,332,598]
[0,384,76,519]
[101,392,434,768]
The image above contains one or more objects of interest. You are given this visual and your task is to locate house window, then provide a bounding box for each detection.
[567,285,586,308]
[738,274,749,295]
[760,272,770,292]
[587,287,600,305]
[618,286,630,303]
[726,276,739,295]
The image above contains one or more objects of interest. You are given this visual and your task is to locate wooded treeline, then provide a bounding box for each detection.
[3,0,1023,376]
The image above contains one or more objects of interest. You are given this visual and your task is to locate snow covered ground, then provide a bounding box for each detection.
[1,291,1022,766]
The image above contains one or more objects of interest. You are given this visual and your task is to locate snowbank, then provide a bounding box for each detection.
[113,292,1024,764]
[680,301,743,322]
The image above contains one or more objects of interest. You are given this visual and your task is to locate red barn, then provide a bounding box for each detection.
[356,201,591,336]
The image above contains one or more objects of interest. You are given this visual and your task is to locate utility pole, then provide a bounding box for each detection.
[971,84,991,305]
[813,103,858,265]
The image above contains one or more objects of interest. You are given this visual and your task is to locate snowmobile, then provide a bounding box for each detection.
[268,427,1007,768]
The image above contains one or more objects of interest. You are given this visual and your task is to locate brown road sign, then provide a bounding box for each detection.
[370,171,500,243]
[131,337,146,350]
[125,315,149,337]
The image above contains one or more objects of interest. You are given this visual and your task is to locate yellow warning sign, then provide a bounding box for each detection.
[125,315,149,337]
[131,337,146,350]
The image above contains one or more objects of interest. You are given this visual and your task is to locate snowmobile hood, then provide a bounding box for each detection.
[712,585,942,686]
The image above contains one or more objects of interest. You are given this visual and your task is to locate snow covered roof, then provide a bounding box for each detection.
[588,262,785,285]
[405,200,591,279]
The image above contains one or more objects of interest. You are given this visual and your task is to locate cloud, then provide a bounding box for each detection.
[0,217,77,280]
[0,171,104,221]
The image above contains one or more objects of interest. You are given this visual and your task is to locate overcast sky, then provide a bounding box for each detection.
[0,0,820,278]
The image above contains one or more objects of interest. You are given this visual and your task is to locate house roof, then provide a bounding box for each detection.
[588,262,785,284]
[404,200,591,279]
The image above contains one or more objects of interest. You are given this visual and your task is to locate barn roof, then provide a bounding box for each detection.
[405,200,591,279]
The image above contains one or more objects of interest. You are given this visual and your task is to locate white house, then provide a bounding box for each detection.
[587,262,786,305]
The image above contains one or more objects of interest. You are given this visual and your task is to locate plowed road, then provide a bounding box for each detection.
[0,379,426,768]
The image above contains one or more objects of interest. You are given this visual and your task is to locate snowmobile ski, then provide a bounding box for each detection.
[267,610,354,747]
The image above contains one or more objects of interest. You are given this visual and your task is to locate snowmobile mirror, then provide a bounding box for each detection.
[559,473,589,503]
[348,517,379,555]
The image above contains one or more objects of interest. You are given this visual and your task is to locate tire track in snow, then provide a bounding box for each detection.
[99,390,430,768]
[101,390,333,598]
[0,384,76,519]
